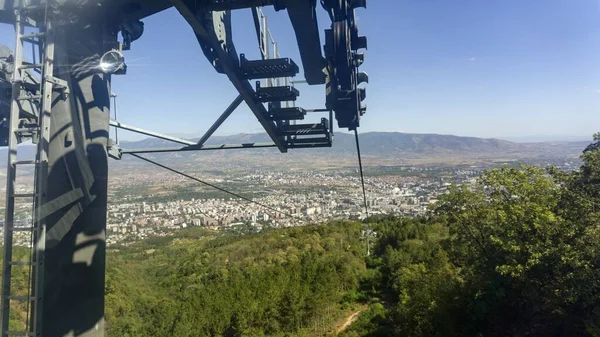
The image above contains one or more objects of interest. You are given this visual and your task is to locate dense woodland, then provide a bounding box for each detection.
[105,222,366,336]
[1,133,600,336]
[342,134,600,337]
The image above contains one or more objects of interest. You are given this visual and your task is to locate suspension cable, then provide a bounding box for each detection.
[354,129,371,256]
[354,129,369,219]
[128,153,300,222]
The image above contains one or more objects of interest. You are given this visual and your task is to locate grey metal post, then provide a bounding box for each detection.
[284,76,289,108]
[42,18,111,337]
[273,41,280,87]
[31,15,56,336]
[292,81,296,108]
[262,13,271,87]
[109,120,195,146]
[111,93,118,144]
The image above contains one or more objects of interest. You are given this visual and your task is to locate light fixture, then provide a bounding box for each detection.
[99,50,125,74]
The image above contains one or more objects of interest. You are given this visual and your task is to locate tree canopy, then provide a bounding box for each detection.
[343,134,600,337]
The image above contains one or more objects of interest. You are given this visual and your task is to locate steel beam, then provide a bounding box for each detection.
[251,7,262,55]
[173,0,288,152]
[286,143,331,148]
[121,142,277,154]
[109,120,195,146]
[287,0,327,85]
[196,94,243,146]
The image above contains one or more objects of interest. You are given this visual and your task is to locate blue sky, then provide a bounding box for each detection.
[1,0,599,141]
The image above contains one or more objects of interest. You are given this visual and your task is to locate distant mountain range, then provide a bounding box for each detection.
[120,132,518,153]
[118,131,587,157]
[0,132,589,167]
[502,135,593,143]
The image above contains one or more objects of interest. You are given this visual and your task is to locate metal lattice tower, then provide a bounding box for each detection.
[1,4,68,336]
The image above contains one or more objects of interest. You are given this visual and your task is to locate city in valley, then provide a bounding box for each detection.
[0,146,581,247]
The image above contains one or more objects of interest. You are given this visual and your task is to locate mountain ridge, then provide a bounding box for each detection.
[0,131,588,166]
[117,131,587,156]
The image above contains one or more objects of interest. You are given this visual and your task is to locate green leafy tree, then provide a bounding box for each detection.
[435,161,600,336]
[103,222,368,336]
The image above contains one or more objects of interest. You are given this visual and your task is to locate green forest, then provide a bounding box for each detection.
[1,133,600,336]
[341,134,600,337]
[105,222,367,336]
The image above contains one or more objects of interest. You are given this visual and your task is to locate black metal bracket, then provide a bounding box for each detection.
[173,0,288,152]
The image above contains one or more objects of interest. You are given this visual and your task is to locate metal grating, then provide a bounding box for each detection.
[268,107,306,121]
[256,84,299,102]
[241,54,299,80]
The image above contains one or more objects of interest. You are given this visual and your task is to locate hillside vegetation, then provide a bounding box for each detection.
[105,222,367,336]
[342,134,600,337]
[1,134,600,336]
[107,130,600,336]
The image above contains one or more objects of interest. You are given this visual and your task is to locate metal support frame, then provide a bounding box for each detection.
[109,101,329,156]
[31,15,54,337]
[286,0,327,85]
[197,94,243,146]
[111,93,119,144]
[1,0,331,86]
[1,14,25,336]
[173,1,288,152]
[109,92,275,154]
[109,120,195,146]
[1,7,56,337]
[121,142,277,154]
[105,5,329,156]
[41,15,111,337]
[109,93,252,154]
[252,7,296,130]
[1,0,338,150]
